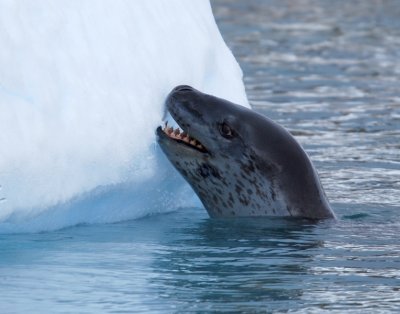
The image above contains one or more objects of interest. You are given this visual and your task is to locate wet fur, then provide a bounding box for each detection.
[157,86,335,220]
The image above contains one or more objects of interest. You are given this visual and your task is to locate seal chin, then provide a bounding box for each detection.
[156,124,209,154]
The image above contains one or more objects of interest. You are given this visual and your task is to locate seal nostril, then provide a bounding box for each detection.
[173,85,194,93]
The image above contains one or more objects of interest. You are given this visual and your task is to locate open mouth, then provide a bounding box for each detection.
[159,122,208,153]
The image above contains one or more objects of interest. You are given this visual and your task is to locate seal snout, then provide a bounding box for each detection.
[171,85,195,93]
[166,85,196,111]
[159,85,209,154]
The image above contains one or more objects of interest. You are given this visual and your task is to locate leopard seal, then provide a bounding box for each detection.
[156,85,335,220]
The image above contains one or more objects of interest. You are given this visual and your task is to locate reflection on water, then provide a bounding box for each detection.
[151,218,321,311]
[1,208,398,312]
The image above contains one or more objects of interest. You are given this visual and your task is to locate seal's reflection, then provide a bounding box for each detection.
[150,216,325,310]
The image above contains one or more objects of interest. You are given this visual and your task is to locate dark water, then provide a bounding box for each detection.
[214,0,400,211]
[1,1,400,313]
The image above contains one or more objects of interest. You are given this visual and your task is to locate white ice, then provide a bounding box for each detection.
[0,0,248,233]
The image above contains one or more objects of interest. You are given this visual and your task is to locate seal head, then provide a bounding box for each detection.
[156,85,335,219]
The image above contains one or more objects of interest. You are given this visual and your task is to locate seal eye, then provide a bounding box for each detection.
[219,122,235,139]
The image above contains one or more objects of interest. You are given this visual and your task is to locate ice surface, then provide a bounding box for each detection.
[0,0,248,233]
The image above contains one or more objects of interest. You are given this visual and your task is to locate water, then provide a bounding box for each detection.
[1,211,398,313]
[1,0,400,312]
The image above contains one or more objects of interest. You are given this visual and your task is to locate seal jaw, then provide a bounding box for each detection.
[156,124,209,155]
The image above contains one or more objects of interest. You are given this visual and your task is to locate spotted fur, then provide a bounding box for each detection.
[157,85,336,219]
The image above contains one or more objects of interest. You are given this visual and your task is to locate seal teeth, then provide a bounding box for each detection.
[174,128,180,136]
[161,122,206,152]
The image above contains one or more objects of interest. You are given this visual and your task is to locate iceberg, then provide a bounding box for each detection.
[0,0,248,233]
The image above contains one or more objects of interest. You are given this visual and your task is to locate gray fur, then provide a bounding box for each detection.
[157,85,335,220]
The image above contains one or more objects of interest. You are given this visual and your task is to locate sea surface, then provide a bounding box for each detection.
[1,0,399,313]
